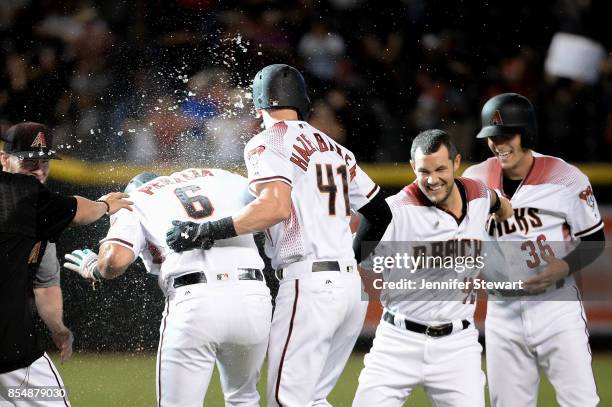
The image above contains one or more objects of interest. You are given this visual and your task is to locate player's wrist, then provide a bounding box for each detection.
[208,216,238,240]
[489,190,501,214]
[96,199,110,217]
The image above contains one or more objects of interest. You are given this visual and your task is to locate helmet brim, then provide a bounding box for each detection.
[476,125,524,139]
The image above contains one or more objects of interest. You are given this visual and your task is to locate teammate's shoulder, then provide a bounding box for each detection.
[457,177,489,201]
[249,121,291,150]
[462,157,498,180]
[386,182,431,209]
[525,152,588,188]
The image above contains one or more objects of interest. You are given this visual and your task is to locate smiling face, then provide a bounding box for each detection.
[487,133,531,176]
[411,144,461,206]
[0,152,50,183]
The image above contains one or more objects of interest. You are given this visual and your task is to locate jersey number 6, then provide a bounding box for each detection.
[174,185,214,219]
[316,163,350,216]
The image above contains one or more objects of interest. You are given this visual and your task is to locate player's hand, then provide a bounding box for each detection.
[492,196,513,222]
[166,220,215,252]
[99,192,134,215]
[63,248,99,281]
[51,326,74,364]
[524,253,570,294]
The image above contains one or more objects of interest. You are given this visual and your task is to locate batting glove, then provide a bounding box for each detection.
[166,220,215,252]
[63,248,100,281]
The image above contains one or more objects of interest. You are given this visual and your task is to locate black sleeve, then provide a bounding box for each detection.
[35,182,77,242]
[564,228,605,274]
[353,191,392,263]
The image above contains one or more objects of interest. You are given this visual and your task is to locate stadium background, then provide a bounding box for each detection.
[1,0,611,405]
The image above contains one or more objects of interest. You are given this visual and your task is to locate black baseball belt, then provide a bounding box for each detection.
[276,260,341,280]
[383,310,470,338]
[173,269,264,288]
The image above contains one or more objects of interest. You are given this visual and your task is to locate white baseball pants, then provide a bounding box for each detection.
[0,353,70,406]
[353,319,485,407]
[486,290,599,407]
[267,266,367,407]
[156,280,272,407]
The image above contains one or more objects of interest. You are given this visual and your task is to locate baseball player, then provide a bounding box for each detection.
[352,129,512,407]
[0,122,73,366]
[64,169,272,407]
[167,64,392,407]
[463,93,604,407]
[0,150,131,406]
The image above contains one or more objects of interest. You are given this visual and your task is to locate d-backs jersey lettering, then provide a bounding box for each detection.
[463,152,603,282]
[378,177,491,323]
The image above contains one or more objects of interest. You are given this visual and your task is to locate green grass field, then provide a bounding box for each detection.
[53,352,612,406]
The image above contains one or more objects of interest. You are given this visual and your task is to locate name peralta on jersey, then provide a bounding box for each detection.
[101,168,263,290]
[244,120,379,269]
[379,177,491,323]
[463,152,603,282]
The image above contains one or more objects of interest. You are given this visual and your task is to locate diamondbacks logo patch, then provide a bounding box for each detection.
[490,110,504,125]
[30,132,48,148]
[248,145,266,167]
[579,186,596,209]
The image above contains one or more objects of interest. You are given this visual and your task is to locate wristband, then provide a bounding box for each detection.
[92,267,103,282]
[96,200,110,216]
[209,216,238,240]
[489,191,501,214]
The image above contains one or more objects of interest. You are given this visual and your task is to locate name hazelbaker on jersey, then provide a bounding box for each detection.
[377,178,491,324]
[244,121,379,269]
[101,168,263,290]
[463,152,604,282]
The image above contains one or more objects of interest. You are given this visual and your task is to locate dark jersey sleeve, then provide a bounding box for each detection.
[353,190,393,263]
[564,228,606,274]
[35,182,77,242]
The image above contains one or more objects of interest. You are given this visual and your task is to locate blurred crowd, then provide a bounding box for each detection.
[1,0,611,166]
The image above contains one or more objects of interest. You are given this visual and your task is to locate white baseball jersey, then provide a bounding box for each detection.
[378,177,491,323]
[463,152,603,283]
[464,152,601,407]
[101,168,264,289]
[244,120,379,269]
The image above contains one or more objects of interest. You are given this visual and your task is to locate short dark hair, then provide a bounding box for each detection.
[410,129,458,161]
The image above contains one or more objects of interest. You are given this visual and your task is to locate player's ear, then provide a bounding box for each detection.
[453,154,461,172]
[409,160,416,174]
[0,152,10,168]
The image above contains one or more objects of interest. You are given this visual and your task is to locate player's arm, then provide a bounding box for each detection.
[166,181,292,251]
[96,242,137,279]
[31,244,74,363]
[232,181,292,235]
[64,208,141,281]
[525,229,605,292]
[33,286,73,362]
[487,187,512,221]
[353,191,392,263]
[63,243,136,281]
[563,229,606,273]
[71,193,133,225]
[525,177,605,292]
